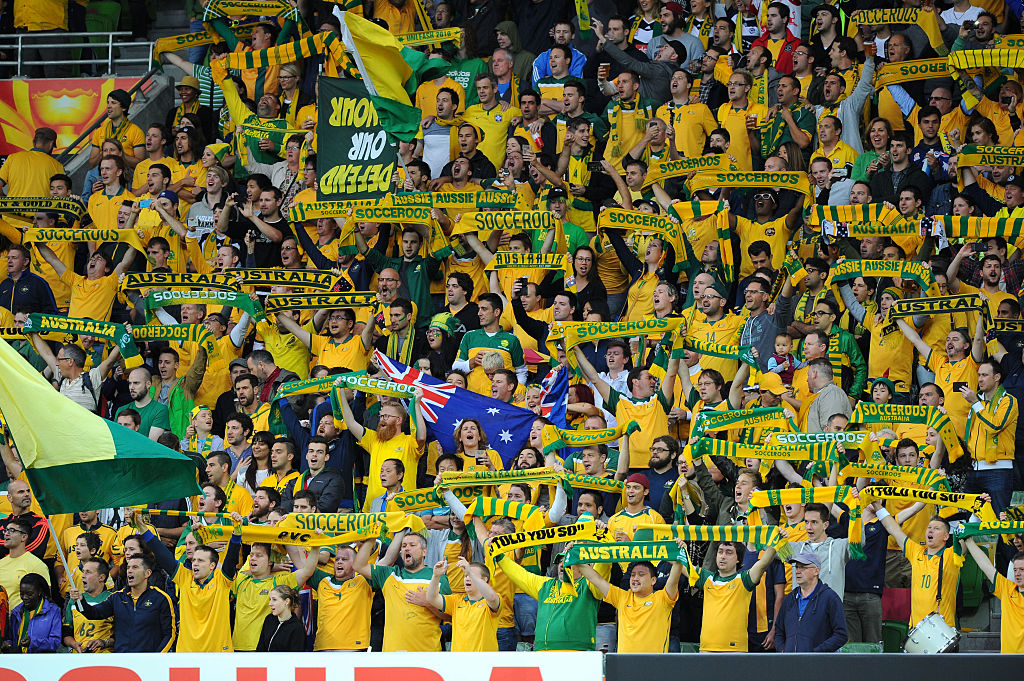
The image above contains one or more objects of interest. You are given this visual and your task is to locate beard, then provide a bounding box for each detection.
[377,420,400,441]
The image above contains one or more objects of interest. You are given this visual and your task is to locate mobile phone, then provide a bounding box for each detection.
[963,20,975,30]
[587,161,604,172]
[1001,95,1013,105]
[374,311,386,327]
[953,381,968,393]
[139,199,152,208]
[833,167,849,179]
[515,276,529,294]
[973,242,988,253]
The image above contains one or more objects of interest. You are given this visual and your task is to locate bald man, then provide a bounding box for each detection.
[0,480,50,561]
[114,367,171,440]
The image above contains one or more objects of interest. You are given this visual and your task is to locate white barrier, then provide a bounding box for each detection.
[0,651,603,681]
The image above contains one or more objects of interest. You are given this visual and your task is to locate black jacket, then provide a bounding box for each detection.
[281,466,346,513]
[77,585,177,652]
[257,613,306,651]
[0,271,57,315]
[869,165,934,206]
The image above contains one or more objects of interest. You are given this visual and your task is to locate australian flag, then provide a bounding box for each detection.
[373,351,567,468]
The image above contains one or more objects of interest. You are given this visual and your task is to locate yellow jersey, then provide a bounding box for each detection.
[312,334,368,372]
[310,570,373,650]
[357,431,422,505]
[61,270,119,321]
[230,570,299,651]
[370,563,449,651]
[994,574,1024,653]
[716,101,769,171]
[905,541,964,628]
[0,149,64,198]
[698,569,756,651]
[172,563,235,652]
[605,585,676,652]
[442,592,500,651]
[64,591,114,652]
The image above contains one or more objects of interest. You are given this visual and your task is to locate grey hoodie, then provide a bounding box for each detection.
[495,21,536,89]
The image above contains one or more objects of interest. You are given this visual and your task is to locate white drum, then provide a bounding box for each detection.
[903,612,960,654]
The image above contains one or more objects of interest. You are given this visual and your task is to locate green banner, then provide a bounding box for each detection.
[317,76,398,201]
[144,289,266,322]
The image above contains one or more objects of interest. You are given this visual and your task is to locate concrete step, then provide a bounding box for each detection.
[960,631,1000,652]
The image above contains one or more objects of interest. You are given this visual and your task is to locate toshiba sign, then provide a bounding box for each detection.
[0,652,602,681]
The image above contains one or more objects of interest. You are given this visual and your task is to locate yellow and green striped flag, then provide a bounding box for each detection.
[0,339,201,514]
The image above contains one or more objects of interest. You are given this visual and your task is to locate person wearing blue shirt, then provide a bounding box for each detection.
[774,551,847,652]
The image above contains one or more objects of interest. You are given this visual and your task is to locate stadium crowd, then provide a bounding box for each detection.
[1,0,1024,658]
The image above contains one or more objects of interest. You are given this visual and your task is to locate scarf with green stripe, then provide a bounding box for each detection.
[442,468,562,489]
[641,155,728,187]
[964,385,1009,463]
[263,292,375,314]
[23,227,150,258]
[930,216,1024,245]
[956,145,1024,168]
[889,295,989,326]
[25,314,143,368]
[564,540,678,566]
[948,48,1024,70]
[221,31,359,80]
[131,324,217,358]
[540,421,639,454]
[691,406,792,438]
[0,197,85,224]
[850,403,963,461]
[277,511,425,535]
[395,27,463,47]
[203,0,299,20]
[686,171,813,208]
[467,497,549,534]
[826,259,935,293]
[144,289,265,322]
[196,521,380,547]
[861,485,998,524]
[682,436,845,470]
[635,523,790,580]
[547,317,684,363]
[748,485,868,558]
[16,598,44,652]
[391,191,518,210]
[839,463,949,491]
[387,485,480,512]
[954,520,1024,542]
[672,337,757,368]
[874,58,950,90]
[852,9,947,55]
[563,472,625,497]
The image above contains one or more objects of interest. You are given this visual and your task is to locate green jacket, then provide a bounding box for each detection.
[365,248,448,328]
[496,554,602,651]
[149,348,208,439]
[800,324,867,398]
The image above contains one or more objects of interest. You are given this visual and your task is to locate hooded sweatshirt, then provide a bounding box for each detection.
[495,20,536,88]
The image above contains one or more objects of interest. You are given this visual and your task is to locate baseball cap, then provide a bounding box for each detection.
[176,75,202,91]
[663,1,685,15]
[757,372,787,396]
[812,3,840,20]
[626,472,650,490]
[547,186,568,201]
[229,358,249,371]
[665,40,688,65]
[789,551,822,568]
[206,312,229,326]
[1007,175,1024,191]
[158,189,179,205]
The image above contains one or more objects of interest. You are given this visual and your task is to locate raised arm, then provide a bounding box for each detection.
[873,502,908,550]
[896,318,934,359]
[573,346,612,403]
[334,381,365,441]
[353,538,375,580]
[276,311,312,349]
[964,537,997,582]
[34,243,67,278]
[746,544,778,585]
[971,308,987,363]
[425,559,447,610]
[577,562,612,598]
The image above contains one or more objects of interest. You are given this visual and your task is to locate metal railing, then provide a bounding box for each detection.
[0,31,155,78]
[55,66,162,164]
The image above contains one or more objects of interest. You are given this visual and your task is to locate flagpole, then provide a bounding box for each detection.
[335,11,415,186]
[0,435,79,605]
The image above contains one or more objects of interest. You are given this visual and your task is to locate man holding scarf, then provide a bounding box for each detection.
[961,358,1018,513]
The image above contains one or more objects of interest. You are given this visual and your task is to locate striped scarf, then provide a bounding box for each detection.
[839,463,949,491]
[691,406,792,439]
[540,421,639,454]
[464,497,548,532]
[850,403,963,461]
[132,324,218,358]
[25,314,143,369]
[564,540,678,566]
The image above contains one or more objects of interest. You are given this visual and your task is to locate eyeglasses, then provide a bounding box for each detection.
[285,145,302,151]
[930,95,952,102]
[811,310,833,317]
[3,528,26,535]
[650,446,671,453]
[727,81,746,87]
[753,192,774,201]
[56,355,72,363]
[793,50,809,57]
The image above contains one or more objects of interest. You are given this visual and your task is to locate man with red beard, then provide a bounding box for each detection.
[337,384,426,509]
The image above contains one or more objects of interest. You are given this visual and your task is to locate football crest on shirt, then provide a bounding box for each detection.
[765,227,776,237]
[501,339,509,347]
[495,114,503,122]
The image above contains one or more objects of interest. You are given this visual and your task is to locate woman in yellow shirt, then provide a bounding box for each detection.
[607,225,674,323]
